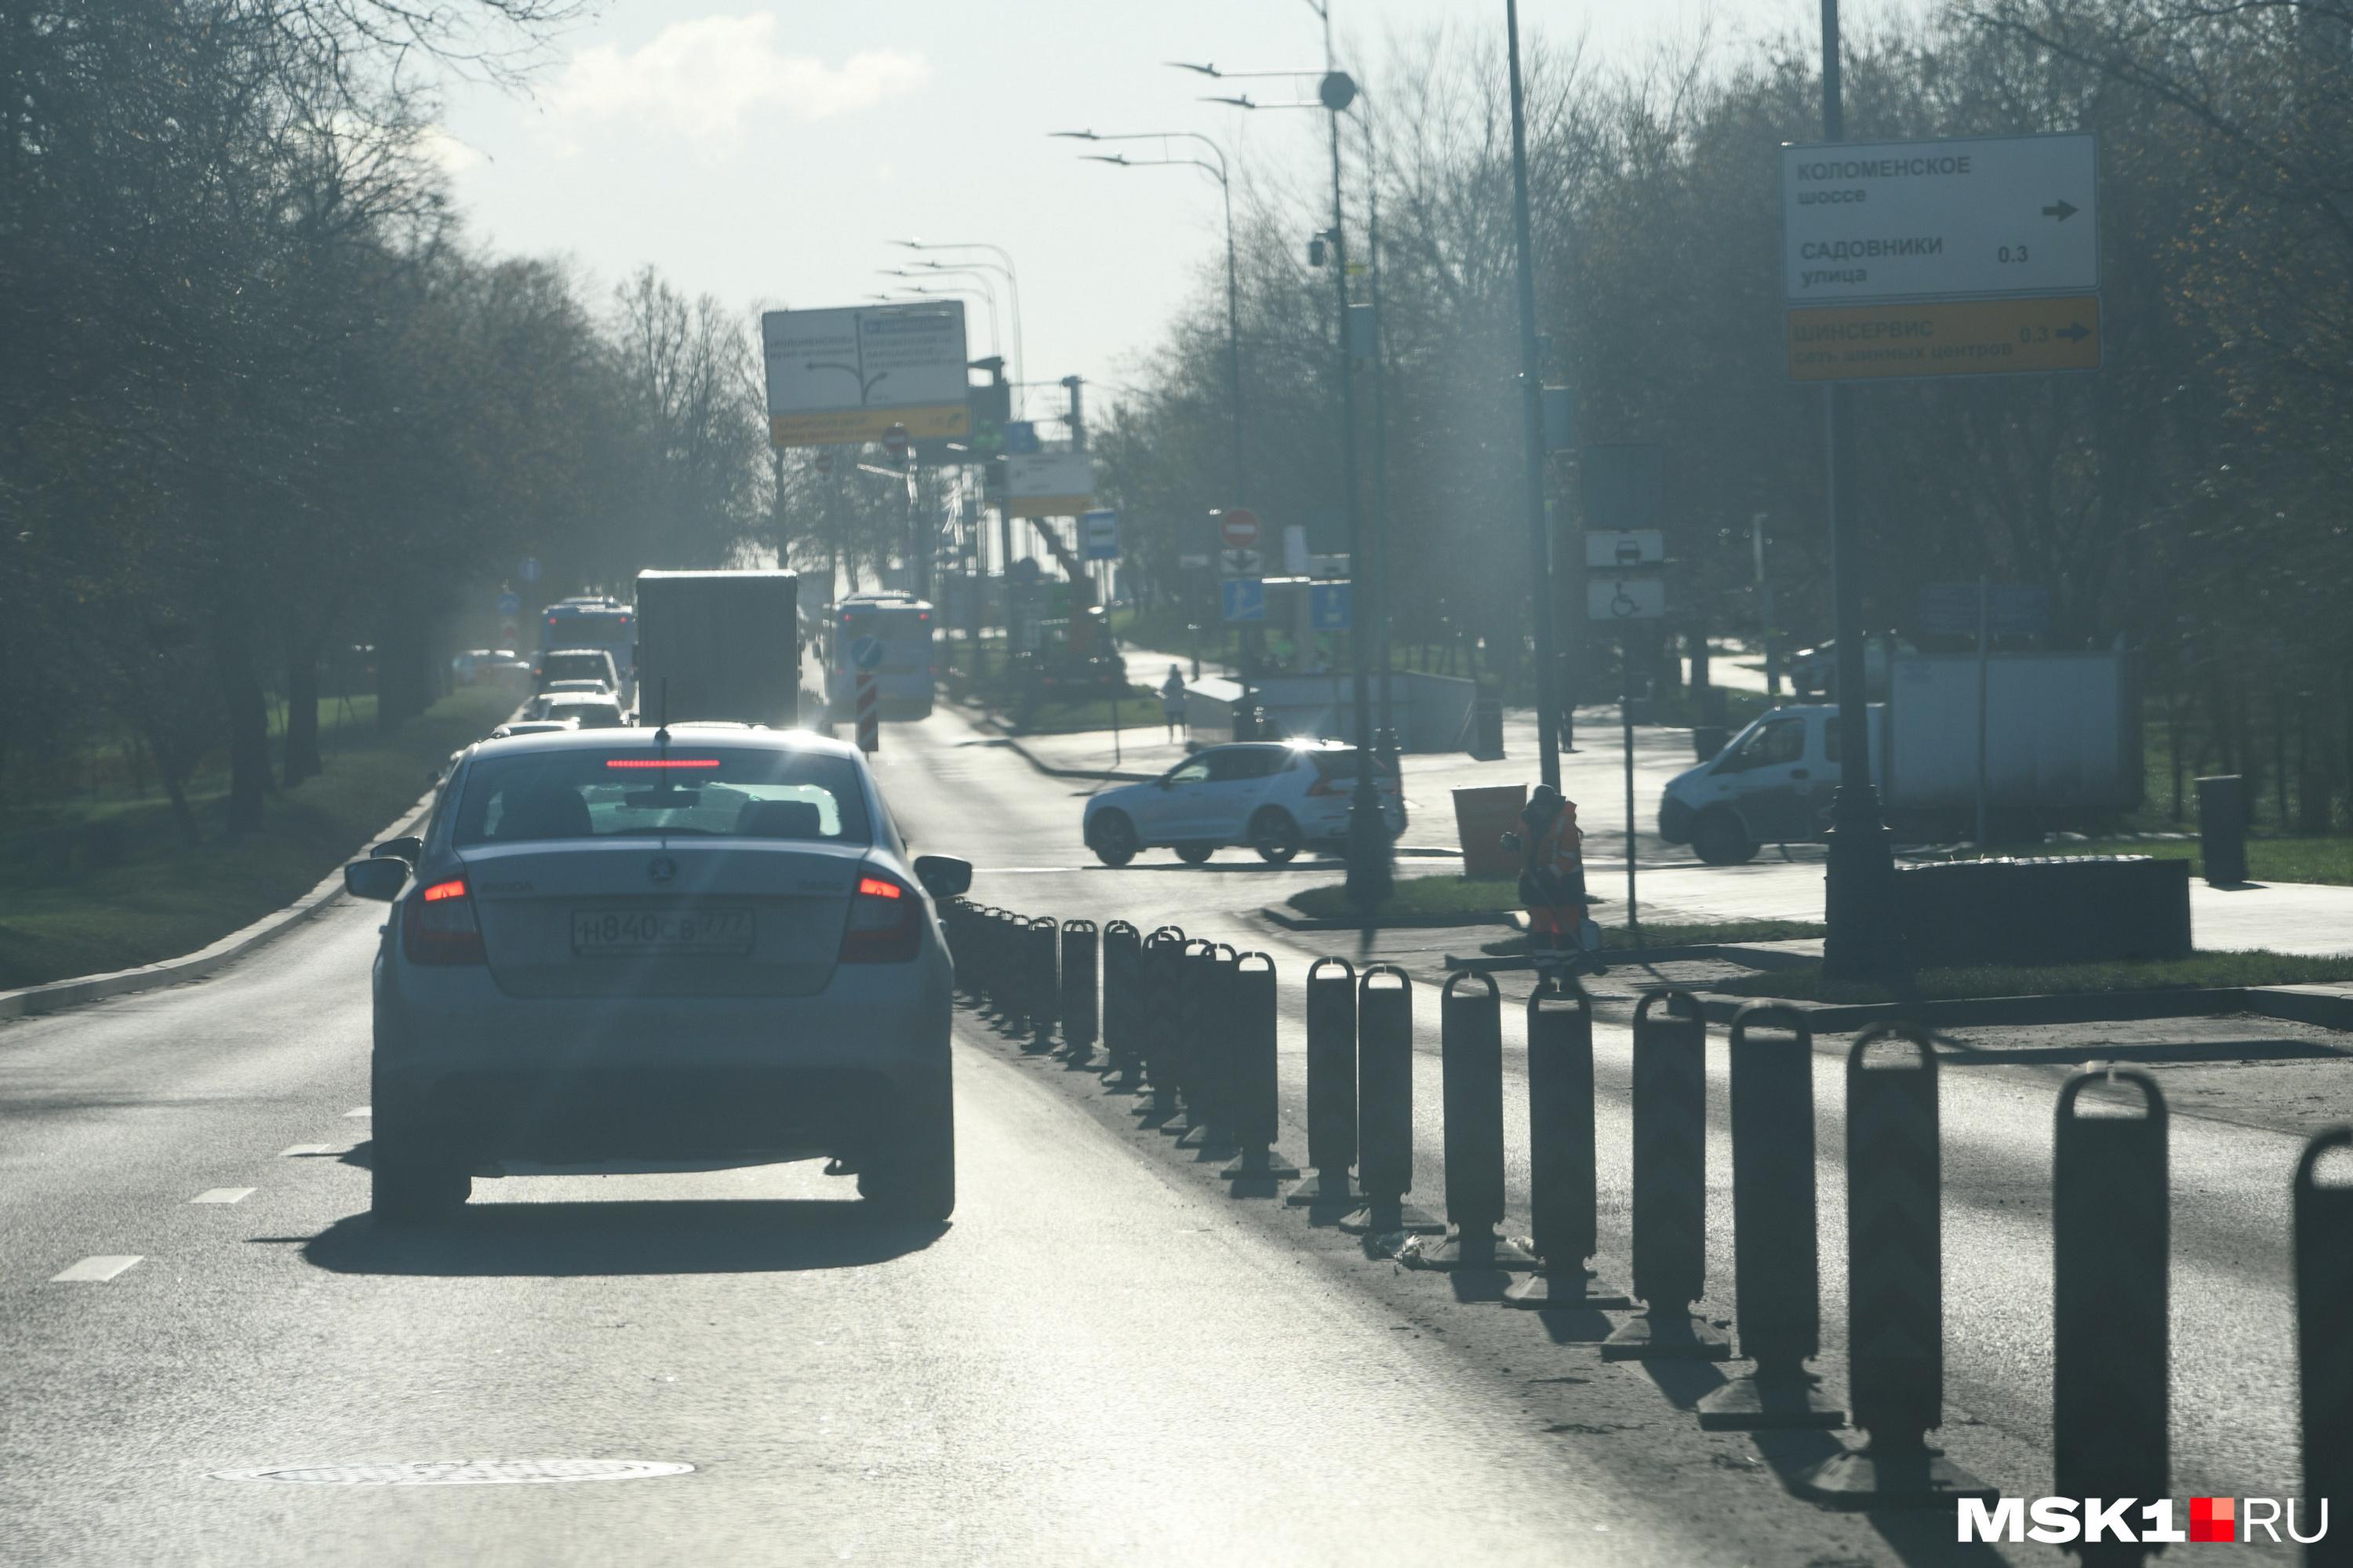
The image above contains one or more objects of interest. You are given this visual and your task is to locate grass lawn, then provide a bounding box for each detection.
[1479,920,1827,955]
[1707,948,2353,1006]
[2028,834,2353,887]
[1288,874,1522,922]
[1011,690,1168,735]
[0,686,515,990]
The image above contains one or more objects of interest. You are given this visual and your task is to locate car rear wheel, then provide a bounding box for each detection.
[859,1082,955,1223]
[1174,842,1216,864]
[1692,809,1758,866]
[371,1128,471,1224]
[1088,810,1139,868]
[1249,809,1301,864]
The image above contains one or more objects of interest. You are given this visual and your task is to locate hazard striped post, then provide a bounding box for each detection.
[1697,1003,1841,1428]
[1603,991,1727,1360]
[855,669,878,753]
[1060,919,1099,1064]
[2297,1126,2353,1568]
[1100,921,1144,1090]
[1794,1025,1991,1508]
[1220,953,1297,1184]
[2053,1070,2168,1526]
[1505,973,1632,1309]
[1288,958,1358,1206]
[1341,965,1442,1238]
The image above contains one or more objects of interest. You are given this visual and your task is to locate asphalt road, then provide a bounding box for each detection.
[0,707,2325,1565]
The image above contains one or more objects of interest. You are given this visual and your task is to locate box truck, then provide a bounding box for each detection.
[633,569,799,730]
[1657,651,2141,863]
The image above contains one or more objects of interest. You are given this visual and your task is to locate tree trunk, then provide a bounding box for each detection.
[210,609,271,834]
[282,618,324,784]
[136,711,202,847]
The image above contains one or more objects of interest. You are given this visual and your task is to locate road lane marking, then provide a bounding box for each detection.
[52,1256,142,1282]
[213,1460,695,1485]
[278,1144,341,1157]
[191,1189,255,1205]
[344,1107,372,1118]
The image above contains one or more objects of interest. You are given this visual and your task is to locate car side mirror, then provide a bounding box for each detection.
[370,835,423,864]
[913,854,973,899]
[344,857,409,902]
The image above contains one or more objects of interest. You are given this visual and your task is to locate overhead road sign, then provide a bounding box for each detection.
[1221,577,1266,623]
[1006,451,1094,517]
[1588,578,1666,620]
[1082,509,1121,561]
[1781,132,2097,305]
[762,304,971,449]
[1585,530,1664,569]
[1787,295,2100,382]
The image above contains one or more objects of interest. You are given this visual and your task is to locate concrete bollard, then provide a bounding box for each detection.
[1289,958,1359,1206]
[1410,973,1540,1270]
[1139,927,1187,1117]
[2297,1126,2353,1568]
[1220,953,1299,1184]
[1602,990,1729,1360]
[1100,921,1142,1086]
[1697,1003,1842,1427]
[1340,965,1443,1236]
[1060,919,1100,1064]
[1794,1025,1991,1508]
[2053,1069,2168,1561]
[1504,973,1633,1309]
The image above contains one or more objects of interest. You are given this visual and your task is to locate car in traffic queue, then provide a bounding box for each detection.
[1082,740,1406,866]
[341,723,969,1224]
[534,646,624,696]
[526,692,629,729]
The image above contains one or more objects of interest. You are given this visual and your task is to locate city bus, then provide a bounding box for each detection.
[536,595,637,707]
[828,592,936,721]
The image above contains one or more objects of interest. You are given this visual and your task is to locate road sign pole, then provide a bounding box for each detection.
[1623,632,1639,943]
[1817,0,1902,977]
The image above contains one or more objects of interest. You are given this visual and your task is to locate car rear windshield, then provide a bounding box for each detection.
[544,653,610,679]
[544,701,627,729]
[453,747,871,846]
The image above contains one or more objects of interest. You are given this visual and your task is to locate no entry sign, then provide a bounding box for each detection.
[1218,508,1261,550]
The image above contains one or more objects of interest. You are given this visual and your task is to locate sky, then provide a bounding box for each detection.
[431,0,1893,420]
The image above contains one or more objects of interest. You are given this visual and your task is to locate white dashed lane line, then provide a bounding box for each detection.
[344,1107,371,1119]
[191,1188,255,1205]
[52,1256,142,1282]
[278,1144,342,1158]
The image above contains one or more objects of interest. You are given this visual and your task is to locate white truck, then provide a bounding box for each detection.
[1657,651,2142,863]
[633,569,800,730]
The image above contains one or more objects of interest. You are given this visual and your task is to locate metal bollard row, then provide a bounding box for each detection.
[1603,990,1727,1360]
[1288,958,1358,1207]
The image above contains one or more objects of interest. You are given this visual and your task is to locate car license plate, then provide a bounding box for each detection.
[571,908,753,956]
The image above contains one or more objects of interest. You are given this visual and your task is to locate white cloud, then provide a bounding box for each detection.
[418,125,486,176]
[544,16,929,151]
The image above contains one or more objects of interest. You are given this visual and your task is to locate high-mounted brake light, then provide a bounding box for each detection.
[604,759,720,769]
[858,876,901,899]
[422,879,467,901]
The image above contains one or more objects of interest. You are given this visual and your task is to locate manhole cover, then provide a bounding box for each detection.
[213,1460,693,1486]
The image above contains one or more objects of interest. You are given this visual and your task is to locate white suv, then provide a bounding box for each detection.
[1082,740,1406,866]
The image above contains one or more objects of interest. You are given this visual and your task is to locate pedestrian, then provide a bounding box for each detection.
[1160,664,1187,743]
[1509,784,1602,972]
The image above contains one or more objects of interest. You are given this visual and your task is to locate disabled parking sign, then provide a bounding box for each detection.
[1220,577,1265,623]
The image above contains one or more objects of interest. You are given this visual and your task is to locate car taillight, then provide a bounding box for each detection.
[402,878,486,965]
[1307,774,1341,797]
[840,871,921,964]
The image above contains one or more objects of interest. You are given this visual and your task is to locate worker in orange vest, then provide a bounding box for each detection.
[1509,784,1601,970]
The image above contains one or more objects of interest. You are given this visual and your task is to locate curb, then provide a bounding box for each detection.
[0,788,438,1023]
[1681,982,2353,1035]
[1263,904,1519,933]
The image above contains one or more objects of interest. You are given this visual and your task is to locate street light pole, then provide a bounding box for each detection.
[896,240,1025,415]
[1505,0,1560,794]
[1817,0,1902,974]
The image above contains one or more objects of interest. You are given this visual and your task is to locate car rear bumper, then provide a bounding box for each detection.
[375,956,950,1162]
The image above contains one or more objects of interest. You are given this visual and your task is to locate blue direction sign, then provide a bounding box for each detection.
[518,557,543,584]
[1002,421,1041,454]
[1310,581,1351,630]
[1220,577,1265,624]
[849,635,885,670]
[496,591,521,616]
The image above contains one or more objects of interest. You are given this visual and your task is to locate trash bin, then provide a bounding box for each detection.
[1469,697,1504,761]
[2197,775,2247,886]
[1453,784,1528,882]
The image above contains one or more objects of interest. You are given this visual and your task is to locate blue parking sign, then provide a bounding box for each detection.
[1220,577,1265,623]
[1310,581,1351,630]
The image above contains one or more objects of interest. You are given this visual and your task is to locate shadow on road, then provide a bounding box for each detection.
[299,1199,947,1278]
